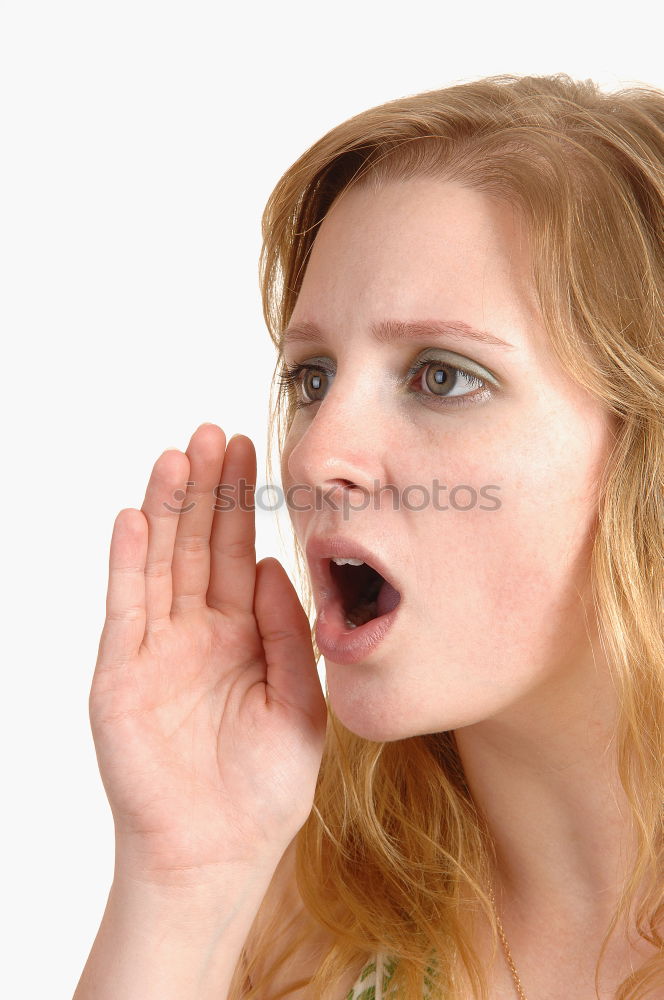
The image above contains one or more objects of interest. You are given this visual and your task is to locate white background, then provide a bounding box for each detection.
[1,1,661,995]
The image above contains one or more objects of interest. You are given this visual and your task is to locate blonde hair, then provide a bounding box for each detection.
[230,74,664,1000]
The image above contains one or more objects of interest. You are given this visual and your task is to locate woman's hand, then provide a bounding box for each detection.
[89,424,327,887]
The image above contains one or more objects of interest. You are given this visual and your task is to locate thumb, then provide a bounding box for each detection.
[253,557,326,719]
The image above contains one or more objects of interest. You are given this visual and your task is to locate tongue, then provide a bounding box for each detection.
[376,578,401,617]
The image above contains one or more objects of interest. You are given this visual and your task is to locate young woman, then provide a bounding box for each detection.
[74,74,663,1000]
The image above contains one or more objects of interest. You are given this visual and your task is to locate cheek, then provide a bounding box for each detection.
[280,432,303,501]
[413,425,601,642]
[279,438,301,522]
[280,438,292,488]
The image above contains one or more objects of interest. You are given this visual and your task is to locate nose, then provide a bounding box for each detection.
[283,384,388,513]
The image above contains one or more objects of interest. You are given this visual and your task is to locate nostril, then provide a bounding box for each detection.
[325,478,357,491]
[324,477,368,493]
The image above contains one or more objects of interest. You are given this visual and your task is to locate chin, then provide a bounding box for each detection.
[325,689,418,743]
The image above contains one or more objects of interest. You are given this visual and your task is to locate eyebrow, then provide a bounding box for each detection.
[280,319,515,351]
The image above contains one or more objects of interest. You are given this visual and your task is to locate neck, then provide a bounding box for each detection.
[452,642,657,997]
[455,641,635,922]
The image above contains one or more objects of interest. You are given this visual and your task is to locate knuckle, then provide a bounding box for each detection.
[144,615,172,636]
[105,606,144,624]
[143,557,172,579]
[150,504,183,521]
[215,537,256,560]
[173,534,210,555]
[260,624,297,644]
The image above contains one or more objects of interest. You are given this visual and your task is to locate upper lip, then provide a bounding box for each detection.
[305,533,402,608]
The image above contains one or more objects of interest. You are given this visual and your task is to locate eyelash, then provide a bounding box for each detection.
[276,358,490,410]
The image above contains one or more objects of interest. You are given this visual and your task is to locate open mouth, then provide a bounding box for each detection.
[328,559,401,629]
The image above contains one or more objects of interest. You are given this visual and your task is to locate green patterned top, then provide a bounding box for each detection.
[345,951,439,999]
[345,953,398,1000]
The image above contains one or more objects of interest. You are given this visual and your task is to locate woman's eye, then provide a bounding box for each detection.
[415,361,486,399]
[276,358,492,409]
[276,363,332,406]
[300,367,329,403]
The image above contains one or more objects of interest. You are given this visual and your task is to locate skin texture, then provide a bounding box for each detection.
[279,180,653,996]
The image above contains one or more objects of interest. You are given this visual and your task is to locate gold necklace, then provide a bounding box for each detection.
[488,881,529,1000]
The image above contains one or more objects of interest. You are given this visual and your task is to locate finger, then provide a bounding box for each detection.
[207,434,257,616]
[140,448,191,628]
[171,423,226,614]
[96,509,147,669]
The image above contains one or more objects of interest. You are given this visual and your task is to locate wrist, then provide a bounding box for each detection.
[73,870,269,1000]
[110,860,277,934]
[112,837,285,897]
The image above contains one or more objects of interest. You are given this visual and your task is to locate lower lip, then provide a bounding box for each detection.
[314,591,401,665]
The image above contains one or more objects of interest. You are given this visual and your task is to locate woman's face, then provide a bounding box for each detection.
[280,178,616,742]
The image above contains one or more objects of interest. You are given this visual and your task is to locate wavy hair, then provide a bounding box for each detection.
[229,73,664,1000]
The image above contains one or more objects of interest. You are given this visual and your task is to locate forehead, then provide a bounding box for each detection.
[292,178,542,358]
[310,178,529,271]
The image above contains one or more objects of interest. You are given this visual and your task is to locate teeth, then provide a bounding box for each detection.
[331,557,365,566]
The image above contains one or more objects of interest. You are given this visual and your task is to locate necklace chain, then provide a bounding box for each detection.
[488,881,529,1000]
